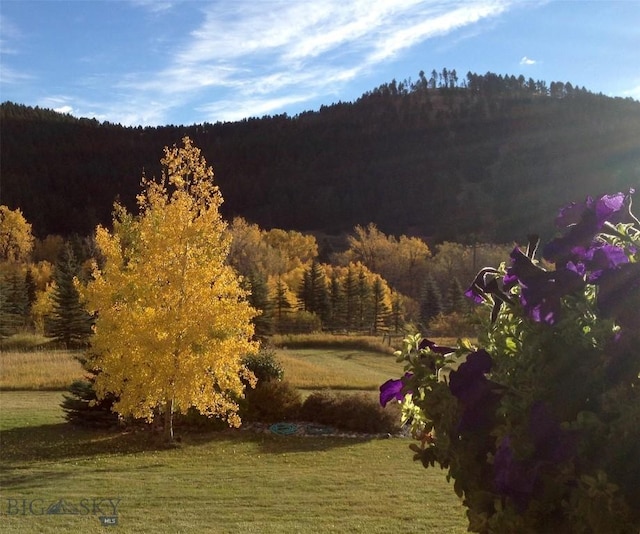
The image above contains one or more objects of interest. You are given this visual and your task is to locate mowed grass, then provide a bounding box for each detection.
[0,350,86,390]
[0,391,468,533]
[0,336,469,532]
[277,347,403,391]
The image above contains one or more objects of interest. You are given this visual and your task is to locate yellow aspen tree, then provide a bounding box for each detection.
[81,137,257,442]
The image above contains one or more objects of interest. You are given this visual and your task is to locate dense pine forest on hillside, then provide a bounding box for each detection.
[2,69,639,242]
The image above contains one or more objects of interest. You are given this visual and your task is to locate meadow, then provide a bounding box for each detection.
[0,337,468,533]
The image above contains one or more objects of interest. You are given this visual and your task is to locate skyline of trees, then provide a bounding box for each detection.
[2,69,638,243]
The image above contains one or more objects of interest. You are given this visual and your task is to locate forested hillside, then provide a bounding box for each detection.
[2,70,639,242]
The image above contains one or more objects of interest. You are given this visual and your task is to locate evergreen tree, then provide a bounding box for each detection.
[48,242,93,347]
[389,291,405,333]
[444,276,466,314]
[297,260,329,323]
[371,277,390,333]
[25,267,37,315]
[298,268,313,312]
[328,273,344,330]
[61,365,119,429]
[273,276,291,328]
[356,268,371,330]
[343,266,359,330]
[0,269,29,337]
[420,274,443,326]
[245,270,273,338]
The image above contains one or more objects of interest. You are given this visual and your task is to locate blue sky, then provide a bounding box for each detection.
[1,0,638,127]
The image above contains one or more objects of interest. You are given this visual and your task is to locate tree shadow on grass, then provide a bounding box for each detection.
[0,422,372,466]
[0,423,172,464]
[254,433,378,454]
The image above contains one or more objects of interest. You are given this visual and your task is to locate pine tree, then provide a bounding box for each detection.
[48,243,93,348]
[245,270,273,338]
[297,260,329,323]
[343,266,358,330]
[273,276,291,329]
[25,268,37,316]
[371,277,390,333]
[356,268,371,330]
[444,276,466,314]
[328,273,344,330]
[61,368,119,428]
[389,291,405,333]
[0,270,28,338]
[420,274,443,326]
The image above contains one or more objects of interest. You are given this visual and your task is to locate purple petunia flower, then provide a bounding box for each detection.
[594,191,629,227]
[506,247,585,324]
[448,349,493,403]
[379,373,413,407]
[449,350,503,433]
[544,190,633,264]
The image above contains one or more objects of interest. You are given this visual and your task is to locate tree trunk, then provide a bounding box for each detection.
[164,399,174,443]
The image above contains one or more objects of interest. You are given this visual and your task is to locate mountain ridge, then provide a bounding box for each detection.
[2,70,639,242]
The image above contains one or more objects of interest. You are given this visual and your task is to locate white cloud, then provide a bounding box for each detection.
[126,0,510,124]
[53,105,74,115]
[44,0,515,126]
[198,93,314,123]
[0,65,33,84]
[130,0,175,13]
[520,56,537,65]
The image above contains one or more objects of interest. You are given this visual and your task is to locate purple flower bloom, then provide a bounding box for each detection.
[595,192,628,227]
[464,286,485,304]
[570,243,630,282]
[544,190,634,264]
[449,350,503,433]
[448,349,492,403]
[379,373,413,407]
[506,247,585,324]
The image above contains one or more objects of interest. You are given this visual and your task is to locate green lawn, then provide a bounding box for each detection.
[276,347,404,391]
[0,391,468,533]
[0,338,468,532]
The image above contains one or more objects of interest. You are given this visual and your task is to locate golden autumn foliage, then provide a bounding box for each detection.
[0,205,34,262]
[81,137,257,439]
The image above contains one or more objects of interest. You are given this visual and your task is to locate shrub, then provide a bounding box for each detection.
[241,345,284,384]
[174,407,231,432]
[300,390,401,434]
[241,380,302,423]
[426,311,479,337]
[276,310,322,334]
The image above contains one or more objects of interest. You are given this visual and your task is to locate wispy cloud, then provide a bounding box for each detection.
[114,0,511,124]
[4,0,512,125]
[520,56,537,65]
[0,65,34,85]
[129,0,176,14]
